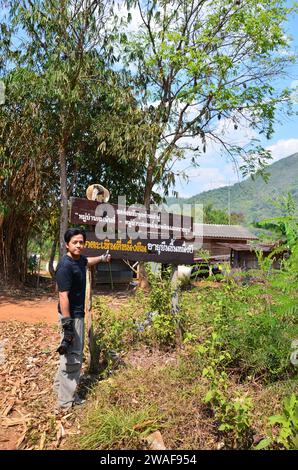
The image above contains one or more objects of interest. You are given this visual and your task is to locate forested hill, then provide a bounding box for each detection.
[167,153,298,223]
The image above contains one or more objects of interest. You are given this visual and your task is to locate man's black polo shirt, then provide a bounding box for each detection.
[55,254,88,318]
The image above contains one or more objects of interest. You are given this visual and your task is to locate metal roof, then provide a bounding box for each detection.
[193,224,258,240]
[217,242,273,252]
[193,254,230,263]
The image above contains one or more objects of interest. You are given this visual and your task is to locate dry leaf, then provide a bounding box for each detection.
[16,430,27,449]
[1,417,26,427]
[2,400,15,417]
[39,431,46,450]
[133,419,155,430]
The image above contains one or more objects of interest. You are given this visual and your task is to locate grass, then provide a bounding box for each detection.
[64,270,298,450]
[77,405,159,450]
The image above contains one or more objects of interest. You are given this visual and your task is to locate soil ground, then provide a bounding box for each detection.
[0,278,133,450]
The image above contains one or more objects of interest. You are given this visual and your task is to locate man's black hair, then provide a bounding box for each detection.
[64,228,86,244]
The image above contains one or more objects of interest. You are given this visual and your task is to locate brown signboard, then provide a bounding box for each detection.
[83,232,194,264]
[70,197,194,241]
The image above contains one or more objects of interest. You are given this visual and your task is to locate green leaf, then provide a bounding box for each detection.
[268,415,287,425]
[255,438,271,450]
[204,390,214,403]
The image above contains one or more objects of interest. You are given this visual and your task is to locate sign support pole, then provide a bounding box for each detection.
[85,264,95,371]
[171,265,183,344]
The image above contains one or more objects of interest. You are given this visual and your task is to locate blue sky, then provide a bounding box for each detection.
[169,5,298,198]
[1,1,297,201]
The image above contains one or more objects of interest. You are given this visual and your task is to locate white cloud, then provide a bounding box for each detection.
[267,138,298,161]
[174,163,239,195]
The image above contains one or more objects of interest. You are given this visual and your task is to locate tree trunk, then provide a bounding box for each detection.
[139,164,155,289]
[0,213,30,284]
[143,164,154,210]
[59,140,68,258]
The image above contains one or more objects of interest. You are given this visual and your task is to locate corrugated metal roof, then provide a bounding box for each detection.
[217,242,272,252]
[194,254,230,263]
[193,224,258,240]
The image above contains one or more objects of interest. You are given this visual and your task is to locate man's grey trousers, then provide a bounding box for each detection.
[54,315,85,409]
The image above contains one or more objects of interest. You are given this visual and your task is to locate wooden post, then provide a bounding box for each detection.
[171,265,179,315]
[85,265,98,372]
[171,265,183,344]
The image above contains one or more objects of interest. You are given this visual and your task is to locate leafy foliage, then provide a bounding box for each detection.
[144,265,181,347]
[121,0,296,204]
[256,394,298,450]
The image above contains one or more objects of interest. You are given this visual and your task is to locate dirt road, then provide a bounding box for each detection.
[0,297,57,324]
[0,288,61,449]
[0,286,132,450]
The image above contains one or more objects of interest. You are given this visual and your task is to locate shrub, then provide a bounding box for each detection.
[256,394,298,450]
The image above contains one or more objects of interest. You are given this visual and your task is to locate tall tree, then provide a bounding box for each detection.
[0,68,57,282]
[3,0,115,256]
[120,0,297,207]
[0,1,151,282]
[0,64,150,281]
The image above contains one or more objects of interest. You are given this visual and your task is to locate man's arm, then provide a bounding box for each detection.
[59,291,71,318]
[87,253,111,267]
[57,292,75,355]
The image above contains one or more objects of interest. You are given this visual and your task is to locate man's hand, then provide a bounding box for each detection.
[87,252,111,267]
[57,317,75,355]
[101,252,111,263]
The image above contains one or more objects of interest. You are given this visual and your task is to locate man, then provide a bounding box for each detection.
[54,228,111,411]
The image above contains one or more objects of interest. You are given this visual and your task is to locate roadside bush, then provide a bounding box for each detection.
[221,309,297,381]
[182,279,298,382]
[142,265,185,348]
[256,393,298,450]
[92,297,136,362]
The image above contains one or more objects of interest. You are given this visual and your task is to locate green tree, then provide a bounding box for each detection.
[255,194,298,250]
[204,203,228,224]
[120,0,296,206]
[0,1,151,281]
[0,68,57,282]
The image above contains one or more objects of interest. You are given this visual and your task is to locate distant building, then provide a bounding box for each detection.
[217,242,285,270]
[193,223,257,260]
[192,224,284,269]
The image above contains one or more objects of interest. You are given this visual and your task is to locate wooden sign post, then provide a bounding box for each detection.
[71,196,196,363]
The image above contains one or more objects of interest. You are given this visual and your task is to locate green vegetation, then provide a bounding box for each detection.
[65,237,298,450]
[78,402,160,450]
[256,394,298,450]
[1,0,297,281]
[167,153,298,225]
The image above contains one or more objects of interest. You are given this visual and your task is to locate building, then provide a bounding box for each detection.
[218,242,285,270]
[193,223,258,259]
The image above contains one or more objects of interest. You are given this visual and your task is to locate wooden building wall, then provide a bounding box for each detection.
[200,239,247,256]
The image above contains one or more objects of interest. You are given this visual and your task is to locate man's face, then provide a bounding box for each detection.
[66,234,85,258]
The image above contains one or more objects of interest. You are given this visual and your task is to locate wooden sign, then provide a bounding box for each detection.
[70,197,194,240]
[83,232,194,264]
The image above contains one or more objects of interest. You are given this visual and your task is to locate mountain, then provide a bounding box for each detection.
[167,153,298,224]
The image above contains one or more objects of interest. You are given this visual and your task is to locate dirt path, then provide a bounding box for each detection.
[0,287,133,450]
[0,289,76,449]
[0,297,57,324]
